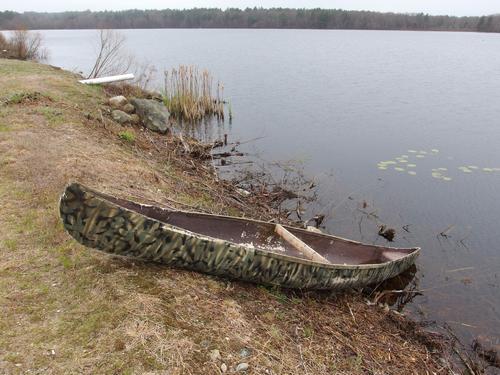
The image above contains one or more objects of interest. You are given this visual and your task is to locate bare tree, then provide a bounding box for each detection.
[88,29,134,79]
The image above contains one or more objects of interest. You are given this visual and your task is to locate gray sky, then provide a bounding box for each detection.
[1,0,498,17]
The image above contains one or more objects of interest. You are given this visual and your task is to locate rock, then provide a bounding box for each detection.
[130,98,170,134]
[199,340,210,349]
[378,225,396,242]
[130,114,141,125]
[474,335,500,367]
[236,363,249,372]
[209,349,221,362]
[239,348,252,358]
[108,96,128,108]
[122,103,135,114]
[112,110,132,125]
[221,363,227,373]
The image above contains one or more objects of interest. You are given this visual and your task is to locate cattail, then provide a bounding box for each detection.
[163,65,226,122]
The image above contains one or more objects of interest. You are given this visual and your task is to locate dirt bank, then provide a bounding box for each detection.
[0,59,458,374]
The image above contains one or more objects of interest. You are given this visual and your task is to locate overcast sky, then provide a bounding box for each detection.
[1,1,498,17]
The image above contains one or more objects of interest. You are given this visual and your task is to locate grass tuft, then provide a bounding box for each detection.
[3,239,17,251]
[118,130,135,143]
[163,65,225,122]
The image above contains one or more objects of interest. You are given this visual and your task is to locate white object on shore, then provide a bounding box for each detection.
[79,73,135,85]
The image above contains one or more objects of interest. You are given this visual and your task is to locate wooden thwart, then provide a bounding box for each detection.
[275,224,330,264]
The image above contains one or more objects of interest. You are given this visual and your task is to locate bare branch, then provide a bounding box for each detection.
[88,30,133,79]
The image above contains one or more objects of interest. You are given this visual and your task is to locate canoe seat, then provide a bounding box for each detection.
[275,224,330,264]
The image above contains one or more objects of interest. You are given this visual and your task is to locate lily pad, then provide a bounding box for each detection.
[407,164,417,168]
[416,155,425,159]
[408,171,417,176]
[394,167,405,172]
[458,166,473,173]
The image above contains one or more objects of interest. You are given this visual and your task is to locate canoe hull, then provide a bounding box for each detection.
[60,183,419,290]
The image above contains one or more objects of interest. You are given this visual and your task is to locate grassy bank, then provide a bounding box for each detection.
[0,59,455,374]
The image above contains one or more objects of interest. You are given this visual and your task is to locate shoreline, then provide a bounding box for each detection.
[0,58,474,373]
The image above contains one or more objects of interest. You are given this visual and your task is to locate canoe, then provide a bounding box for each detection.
[59,183,420,290]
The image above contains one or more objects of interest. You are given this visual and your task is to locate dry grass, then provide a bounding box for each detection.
[0,58,457,374]
[164,65,225,122]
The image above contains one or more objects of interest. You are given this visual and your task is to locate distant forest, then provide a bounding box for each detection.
[1,8,500,33]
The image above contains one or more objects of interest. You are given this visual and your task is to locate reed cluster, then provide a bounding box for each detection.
[163,65,225,122]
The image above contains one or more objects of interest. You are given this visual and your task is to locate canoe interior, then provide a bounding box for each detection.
[97,191,418,266]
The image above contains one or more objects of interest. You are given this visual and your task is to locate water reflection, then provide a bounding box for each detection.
[363,265,421,312]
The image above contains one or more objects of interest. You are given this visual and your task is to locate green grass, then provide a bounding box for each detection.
[2,239,17,251]
[38,107,65,126]
[4,91,44,105]
[118,130,135,143]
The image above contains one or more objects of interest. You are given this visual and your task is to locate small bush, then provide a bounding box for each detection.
[0,32,8,50]
[0,30,48,61]
[118,131,135,143]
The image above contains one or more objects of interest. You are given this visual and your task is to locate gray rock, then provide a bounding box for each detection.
[122,103,135,114]
[130,98,170,134]
[112,110,132,125]
[209,349,221,362]
[109,96,128,108]
[236,363,249,372]
[199,340,210,349]
[220,363,227,373]
[239,348,252,358]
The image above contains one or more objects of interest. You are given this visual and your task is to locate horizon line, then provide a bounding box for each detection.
[0,8,498,18]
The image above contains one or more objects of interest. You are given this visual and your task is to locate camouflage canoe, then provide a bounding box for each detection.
[59,183,420,290]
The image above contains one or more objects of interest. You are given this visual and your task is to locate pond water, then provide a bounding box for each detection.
[38,29,500,343]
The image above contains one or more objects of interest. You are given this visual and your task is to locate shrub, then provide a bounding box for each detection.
[0,32,8,50]
[0,30,48,61]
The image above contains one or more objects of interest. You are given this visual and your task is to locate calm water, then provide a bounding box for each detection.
[39,29,500,343]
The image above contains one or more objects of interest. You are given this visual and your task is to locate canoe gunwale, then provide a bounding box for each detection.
[60,182,420,271]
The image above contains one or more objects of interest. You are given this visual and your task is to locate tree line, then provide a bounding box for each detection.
[1,8,500,33]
